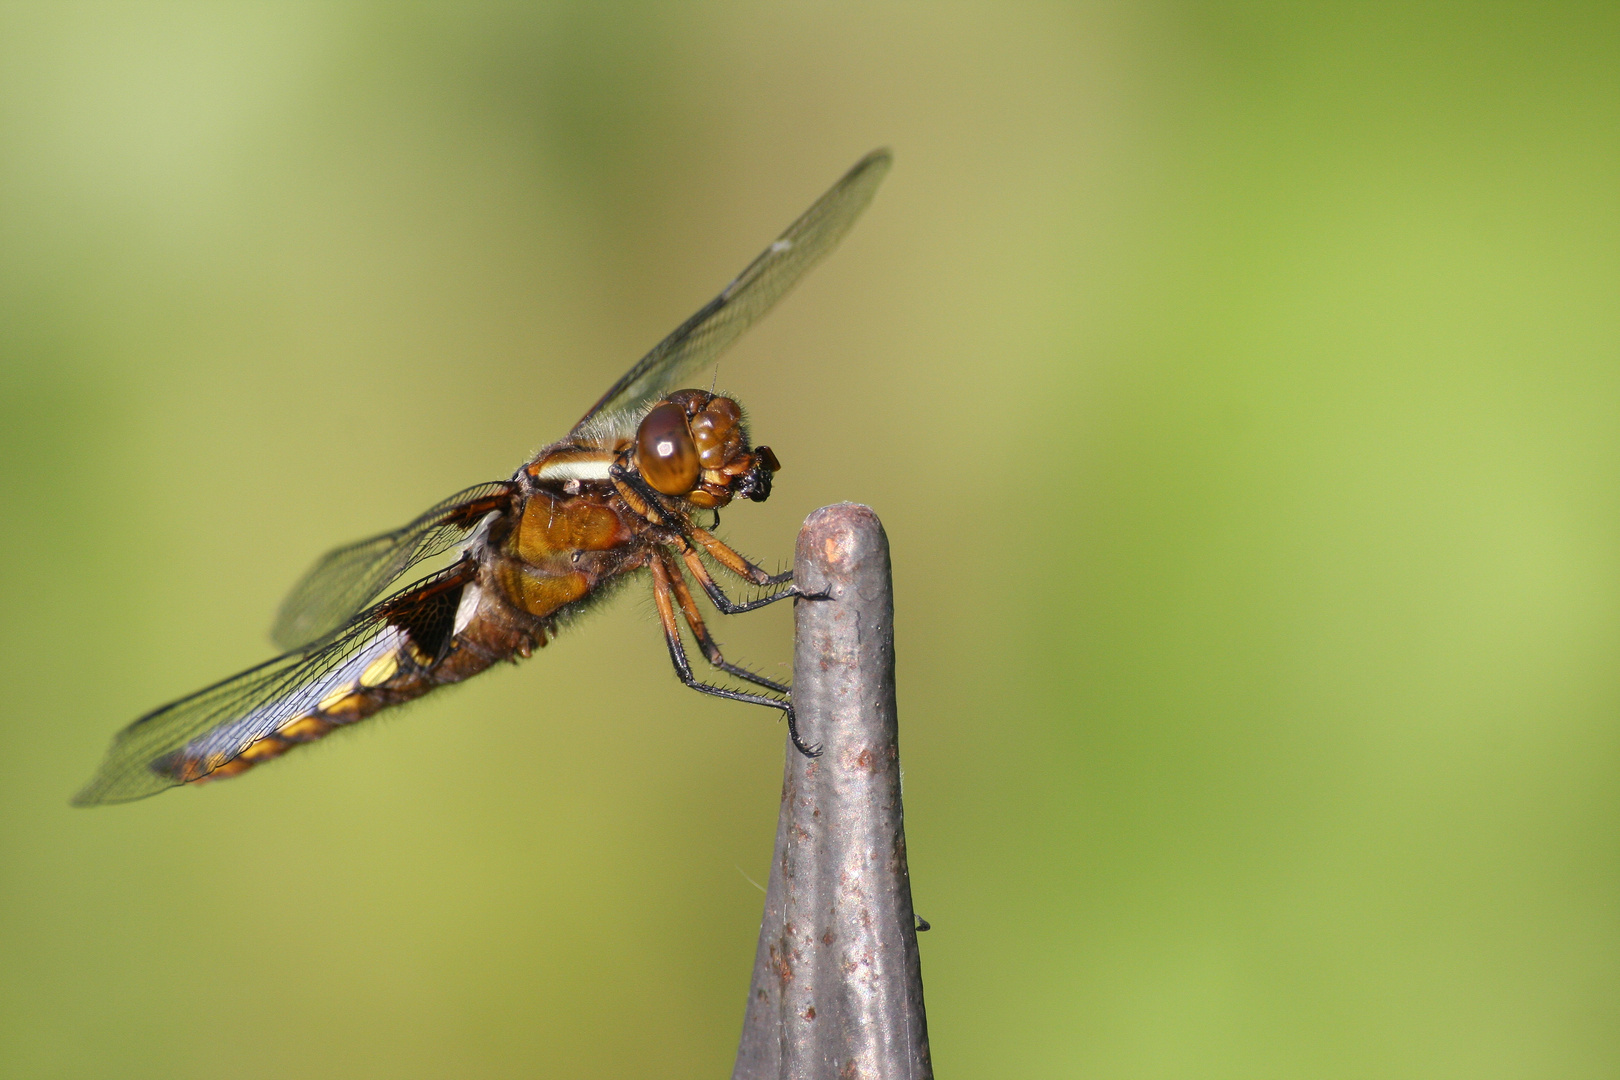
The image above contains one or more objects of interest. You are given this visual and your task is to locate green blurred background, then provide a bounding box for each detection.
[3,3,1618,1076]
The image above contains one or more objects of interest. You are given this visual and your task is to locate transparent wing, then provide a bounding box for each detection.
[572,148,892,434]
[270,481,513,652]
[74,563,475,805]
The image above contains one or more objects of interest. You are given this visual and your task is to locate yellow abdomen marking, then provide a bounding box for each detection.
[360,652,399,688]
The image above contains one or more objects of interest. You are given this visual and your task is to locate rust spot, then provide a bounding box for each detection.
[840,1060,858,1080]
[841,742,894,773]
[822,534,850,567]
[770,944,794,985]
[802,1006,816,1021]
[890,833,909,875]
[821,930,836,946]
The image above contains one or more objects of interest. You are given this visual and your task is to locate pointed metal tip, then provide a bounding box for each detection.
[732,503,932,1080]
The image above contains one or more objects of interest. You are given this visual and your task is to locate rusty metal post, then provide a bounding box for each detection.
[732,504,932,1080]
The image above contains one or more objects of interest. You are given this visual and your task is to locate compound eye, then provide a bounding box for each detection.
[636,402,701,496]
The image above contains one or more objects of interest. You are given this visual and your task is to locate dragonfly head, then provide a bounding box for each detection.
[634,390,780,509]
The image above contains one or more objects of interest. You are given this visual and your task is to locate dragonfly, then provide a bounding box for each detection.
[74,149,891,805]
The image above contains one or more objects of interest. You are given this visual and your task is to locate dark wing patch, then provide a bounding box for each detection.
[573,149,892,434]
[75,563,475,805]
[377,569,467,665]
[270,481,512,652]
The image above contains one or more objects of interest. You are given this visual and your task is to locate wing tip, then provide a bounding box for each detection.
[858,146,894,169]
[72,765,186,807]
[847,148,894,188]
[70,777,149,807]
[268,621,308,654]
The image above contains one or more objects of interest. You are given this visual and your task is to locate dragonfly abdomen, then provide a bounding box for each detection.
[155,578,545,788]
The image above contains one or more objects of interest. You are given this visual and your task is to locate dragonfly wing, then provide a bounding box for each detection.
[270,481,513,652]
[572,148,892,434]
[76,564,475,805]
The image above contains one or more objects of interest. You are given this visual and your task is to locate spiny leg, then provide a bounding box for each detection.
[658,548,790,694]
[611,460,799,600]
[650,550,819,757]
[610,460,795,589]
[688,524,795,587]
[680,546,801,615]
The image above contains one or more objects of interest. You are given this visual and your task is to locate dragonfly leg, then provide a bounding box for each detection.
[678,546,802,614]
[650,552,819,756]
[686,524,793,586]
[611,463,798,587]
[656,549,790,694]
[609,466,667,525]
